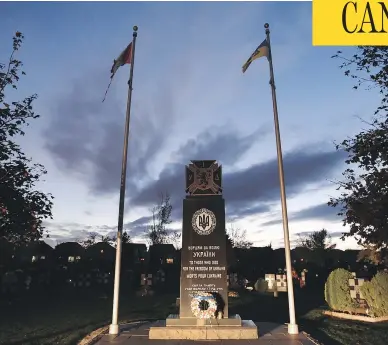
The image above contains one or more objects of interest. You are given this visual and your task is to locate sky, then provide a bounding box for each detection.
[0,1,382,250]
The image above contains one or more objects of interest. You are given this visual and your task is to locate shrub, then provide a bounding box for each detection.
[324,268,357,312]
[361,271,388,317]
[254,278,268,293]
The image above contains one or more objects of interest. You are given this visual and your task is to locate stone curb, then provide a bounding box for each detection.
[79,320,324,345]
[78,325,110,345]
[323,310,388,323]
[77,319,157,345]
[301,331,324,345]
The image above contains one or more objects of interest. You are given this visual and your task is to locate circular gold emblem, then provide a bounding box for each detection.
[192,208,216,235]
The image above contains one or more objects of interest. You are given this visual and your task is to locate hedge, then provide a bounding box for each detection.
[324,268,357,312]
[361,271,388,317]
[254,278,268,293]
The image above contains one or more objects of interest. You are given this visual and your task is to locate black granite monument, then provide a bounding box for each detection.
[149,160,258,339]
[179,160,228,318]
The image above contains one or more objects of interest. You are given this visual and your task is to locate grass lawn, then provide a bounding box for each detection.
[1,288,388,345]
[230,289,388,345]
[302,307,388,345]
[0,290,177,345]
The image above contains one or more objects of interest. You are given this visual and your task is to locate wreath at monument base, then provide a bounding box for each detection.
[190,292,218,319]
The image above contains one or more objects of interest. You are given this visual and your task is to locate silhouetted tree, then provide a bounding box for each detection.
[79,232,98,248]
[146,192,172,245]
[297,229,336,268]
[168,230,181,249]
[357,244,388,266]
[298,229,335,250]
[329,47,388,255]
[226,222,253,249]
[102,231,131,247]
[79,231,131,248]
[225,233,236,269]
[0,32,53,244]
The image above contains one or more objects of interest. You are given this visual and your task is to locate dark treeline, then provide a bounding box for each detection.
[0,239,381,299]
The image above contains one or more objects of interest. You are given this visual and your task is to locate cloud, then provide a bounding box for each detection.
[43,223,96,245]
[272,238,300,249]
[173,126,269,165]
[228,203,271,220]
[293,203,340,222]
[42,4,264,199]
[43,217,152,245]
[330,231,345,238]
[42,3,313,202]
[262,202,341,226]
[223,149,345,207]
[124,216,153,238]
[44,69,177,196]
[295,230,314,236]
[45,85,345,238]
[130,128,346,222]
[40,2,343,247]
[130,126,264,208]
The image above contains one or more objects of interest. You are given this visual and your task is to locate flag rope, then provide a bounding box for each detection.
[102,78,113,103]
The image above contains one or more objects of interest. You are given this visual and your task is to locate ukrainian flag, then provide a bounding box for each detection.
[242,39,269,73]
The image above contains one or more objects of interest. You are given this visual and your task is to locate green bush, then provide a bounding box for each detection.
[254,278,268,293]
[324,268,357,312]
[361,271,388,317]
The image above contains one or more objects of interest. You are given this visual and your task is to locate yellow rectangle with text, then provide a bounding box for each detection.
[313,0,388,46]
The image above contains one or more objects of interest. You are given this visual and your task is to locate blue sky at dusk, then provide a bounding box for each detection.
[0,2,381,249]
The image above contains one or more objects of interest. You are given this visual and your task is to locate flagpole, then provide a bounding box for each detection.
[109,25,138,336]
[264,23,298,335]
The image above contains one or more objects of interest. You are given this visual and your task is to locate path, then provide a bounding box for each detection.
[95,321,321,344]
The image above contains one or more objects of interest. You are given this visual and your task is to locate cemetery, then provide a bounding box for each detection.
[1,161,388,345]
[1,6,388,344]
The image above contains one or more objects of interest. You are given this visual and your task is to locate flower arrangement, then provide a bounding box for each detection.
[228,291,239,298]
[190,292,218,319]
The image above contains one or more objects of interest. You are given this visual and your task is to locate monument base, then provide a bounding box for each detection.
[166,313,242,326]
[149,315,258,340]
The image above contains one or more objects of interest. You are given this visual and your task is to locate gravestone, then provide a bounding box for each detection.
[149,160,258,339]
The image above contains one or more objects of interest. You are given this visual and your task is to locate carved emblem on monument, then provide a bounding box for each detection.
[185,160,222,195]
[191,208,216,235]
